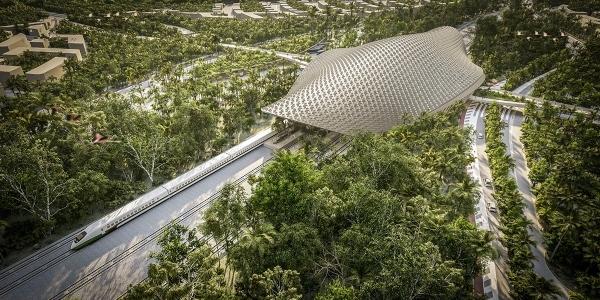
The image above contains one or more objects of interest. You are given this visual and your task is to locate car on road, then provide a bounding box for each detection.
[477,132,484,139]
[487,202,497,213]
[484,178,493,188]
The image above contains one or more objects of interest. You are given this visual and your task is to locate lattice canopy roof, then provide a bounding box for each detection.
[262,26,485,134]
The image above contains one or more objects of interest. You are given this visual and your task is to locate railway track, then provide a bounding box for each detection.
[51,159,271,300]
[0,132,353,299]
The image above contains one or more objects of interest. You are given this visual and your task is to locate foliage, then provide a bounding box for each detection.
[504,49,569,91]
[26,0,214,16]
[150,13,358,45]
[240,0,266,12]
[470,2,569,79]
[259,34,322,54]
[123,224,232,300]
[241,266,302,299]
[325,0,350,9]
[287,0,312,12]
[5,51,59,72]
[483,103,560,299]
[54,21,216,91]
[361,0,500,43]
[539,0,600,13]
[215,106,492,298]
[521,102,600,297]
[533,35,600,107]
[0,19,300,262]
[48,37,69,48]
[69,14,179,36]
[0,0,46,25]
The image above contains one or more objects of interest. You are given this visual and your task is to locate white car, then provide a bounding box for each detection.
[484,178,493,188]
[477,132,484,139]
[487,202,497,213]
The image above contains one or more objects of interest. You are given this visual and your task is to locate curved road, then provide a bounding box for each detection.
[0,146,273,300]
[467,102,569,298]
[504,111,569,298]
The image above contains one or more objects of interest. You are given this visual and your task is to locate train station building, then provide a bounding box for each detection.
[262,26,485,135]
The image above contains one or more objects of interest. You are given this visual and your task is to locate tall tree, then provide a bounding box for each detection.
[124,225,232,300]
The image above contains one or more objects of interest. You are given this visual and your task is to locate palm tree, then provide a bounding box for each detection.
[530,276,562,300]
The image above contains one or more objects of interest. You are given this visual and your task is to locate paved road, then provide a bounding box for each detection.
[0,146,273,300]
[219,43,309,67]
[465,103,511,300]
[512,69,556,96]
[504,112,569,298]
[468,102,569,299]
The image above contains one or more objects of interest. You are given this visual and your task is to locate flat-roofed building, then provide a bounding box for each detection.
[54,34,88,55]
[27,24,49,38]
[30,38,49,48]
[3,47,82,61]
[0,65,24,83]
[25,57,67,82]
[0,33,30,54]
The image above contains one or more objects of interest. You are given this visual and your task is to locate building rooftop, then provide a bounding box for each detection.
[262,26,485,134]
[26,57,67,75]
[0,33,29,50]
[54,34,85,44]
[0,65,22,72]
[3,47,82,61]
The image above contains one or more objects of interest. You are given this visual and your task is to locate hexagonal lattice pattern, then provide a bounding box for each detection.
[262,26,485,135]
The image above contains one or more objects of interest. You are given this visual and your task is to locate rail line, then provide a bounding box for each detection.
[1,131,353,299]
[51,158,271,300]
[110,135,351,299]
[0,129,280,296]
[55,136,314,299]
[0,138,275,297]
[0,226,82,280]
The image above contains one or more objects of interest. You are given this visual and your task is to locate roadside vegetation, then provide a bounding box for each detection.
[533,35,600,107]
[258,33,323,54]
[503,49,569,91]
[470,1,569,80]
[126,106,493,299]
[521,102,600,297]
[483,103,560,299]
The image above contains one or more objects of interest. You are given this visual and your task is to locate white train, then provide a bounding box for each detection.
[71,129,275,250]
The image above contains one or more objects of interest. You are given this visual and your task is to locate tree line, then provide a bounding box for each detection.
[533,34,600,108]
[470,1,570,80]
[521,101,600,298]
[484,103,561,299]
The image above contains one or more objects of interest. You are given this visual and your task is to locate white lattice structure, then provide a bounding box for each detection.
[262,26,485,134]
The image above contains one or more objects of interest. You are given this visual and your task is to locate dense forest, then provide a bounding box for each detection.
[125,106,493,299]
[470,2,569,79]
[533,35,600,107]
[521,102,600,297]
